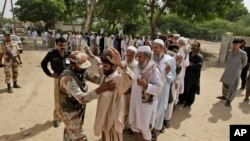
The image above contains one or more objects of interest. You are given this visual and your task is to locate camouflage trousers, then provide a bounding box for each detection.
[4,58,19,84]
[59,108,88,141]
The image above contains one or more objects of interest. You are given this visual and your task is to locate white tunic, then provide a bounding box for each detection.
[175,46,189,94]
[129,61,163,130]
[154,54,176,130]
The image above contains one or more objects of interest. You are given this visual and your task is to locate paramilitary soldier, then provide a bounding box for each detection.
[0,32,22,93]
[59,51,116,141]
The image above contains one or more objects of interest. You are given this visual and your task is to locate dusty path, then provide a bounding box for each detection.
[0,39,249,141]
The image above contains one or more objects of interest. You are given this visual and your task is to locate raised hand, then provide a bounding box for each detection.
[107,48,122,66]
[84,46,95,58]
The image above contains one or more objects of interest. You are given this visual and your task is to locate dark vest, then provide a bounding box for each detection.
[59,69,88,112]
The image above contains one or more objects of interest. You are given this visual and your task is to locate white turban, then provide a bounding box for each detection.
[127,46,137,54]
[137,46,152,53]
[153,39,164,47]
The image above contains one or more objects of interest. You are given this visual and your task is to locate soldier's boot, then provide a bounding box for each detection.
[13,81,21,88]
[7,84,13,93]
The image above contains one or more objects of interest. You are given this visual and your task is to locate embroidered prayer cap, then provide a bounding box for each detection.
[153,39,165,47]
[70,51,91,69]
[137,46,152,53]
[173,34,180,37]
[127,46,137,54]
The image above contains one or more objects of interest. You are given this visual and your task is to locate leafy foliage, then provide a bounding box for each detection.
[14,0,66,29]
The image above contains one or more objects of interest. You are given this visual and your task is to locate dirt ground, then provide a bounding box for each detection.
[0,38,249,141]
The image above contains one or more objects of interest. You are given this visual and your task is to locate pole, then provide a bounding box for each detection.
[1,0,7,28]
[11,0,17,34]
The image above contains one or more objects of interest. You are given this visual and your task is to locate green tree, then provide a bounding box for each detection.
[14,0,66,30]
[96,0,144,33]
[225,0,248,21]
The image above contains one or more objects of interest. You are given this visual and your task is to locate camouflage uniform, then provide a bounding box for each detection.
[59,68,100,141]
[0,41,20,84]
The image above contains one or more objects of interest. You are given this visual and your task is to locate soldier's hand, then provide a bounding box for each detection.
[96,80,116,94]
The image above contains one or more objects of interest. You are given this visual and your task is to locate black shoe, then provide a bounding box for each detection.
[240,87,245,90]
[13,82,21,88]
[151,131,157,141]
[53,120,59,128]
[126,128,134,135]
[244,98,249,102]
[0,64,4,67]
[164,120,170,128]
[225,101,231,107]
[159,126,165,133]
[216,96,227,100]
[7,84,13,93]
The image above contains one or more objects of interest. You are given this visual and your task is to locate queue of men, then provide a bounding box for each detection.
[38,31,208,141]
[1,30,249,141]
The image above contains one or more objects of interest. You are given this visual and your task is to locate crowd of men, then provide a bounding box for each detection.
[0,29,249,141]
[40,31,206,141]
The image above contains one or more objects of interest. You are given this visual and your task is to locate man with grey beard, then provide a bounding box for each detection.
[129,46,163,141]
[121,46,138,133]
[152,39,176,136]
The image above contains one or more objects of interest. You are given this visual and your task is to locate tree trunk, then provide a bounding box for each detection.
[111,23,116,33]
[84,0,96,32]
[150,22,156,37]
[11,0,16,34]
[71,20,75,32]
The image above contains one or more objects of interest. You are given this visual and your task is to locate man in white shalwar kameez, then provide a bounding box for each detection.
[174,37,190,105]
[121,36,127,61]
[129,46,163,141]
[151,39,176,133]
[120,46,138,131]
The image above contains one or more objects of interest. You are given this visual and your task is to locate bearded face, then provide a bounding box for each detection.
[138,61,147,69]
[103,63,116,76]
[137,52,149,69]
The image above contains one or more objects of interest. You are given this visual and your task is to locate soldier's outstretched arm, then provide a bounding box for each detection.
[60,76,115,104]
[85,70,101,84]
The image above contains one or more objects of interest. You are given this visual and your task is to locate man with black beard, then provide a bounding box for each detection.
[59,51,116,141]
[86,47,135,141]
[179,41,203,107]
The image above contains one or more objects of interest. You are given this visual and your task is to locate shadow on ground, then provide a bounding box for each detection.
[169,105,192,129]
[0,120,53,141]
[238,101,250,115]
[208,100,232,123]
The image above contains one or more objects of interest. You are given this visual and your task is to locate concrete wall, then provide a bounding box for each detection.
[218,34,250,64]
[55,21,82,32]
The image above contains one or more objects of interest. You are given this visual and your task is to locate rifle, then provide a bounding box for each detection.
[2,41,22,65]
